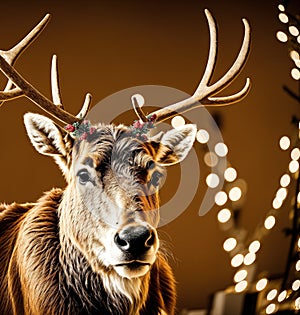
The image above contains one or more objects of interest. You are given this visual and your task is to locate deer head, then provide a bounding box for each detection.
[0,10,250,280]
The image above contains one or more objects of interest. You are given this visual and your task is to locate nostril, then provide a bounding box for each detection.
[114,226,156,254]
[145,230,155,248]
[114,233,129,250]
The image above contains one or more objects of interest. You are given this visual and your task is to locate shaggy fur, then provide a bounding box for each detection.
[0,114,196,315]
[0,189,176,315]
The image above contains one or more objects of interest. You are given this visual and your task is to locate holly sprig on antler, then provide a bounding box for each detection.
[130,114,157,141]
[65,120,96,140]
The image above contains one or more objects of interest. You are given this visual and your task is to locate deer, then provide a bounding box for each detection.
[0,9,250,315]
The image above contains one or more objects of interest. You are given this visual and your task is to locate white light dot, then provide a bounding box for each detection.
[256,278,268,291]
[294,59,300,68]
[290,50,300,62]
[231,254,244,267]
[272,197,283,209]
[280,174,290,187]
[296,297,300,310]
[223,237,237,252]
[217,208,231,223]
[289,160,299,173]
[204,152,218,167]
[277,290,287,302]
[229,187,242,201]
[289,25,299,36]
[224,167,237,182]
[249,240,261,253]
[276,30,288,42]
[278,4,285,11]
[235,280,248,293]
[292,279,300,291]
[296,260,300,271]
[234,269,247,283]
[215,191,228,206]
[264,216,276,230]
[244,252,256,265]
[267,289,278,301]
[215,143,228,157]
[298,35,300,44]
[276,187,287,201]
[171,116,185,128]
[206,173,220,188]
[291,148,300,160]
[266,303,276,314]
[278,12,288,23]
[298,237,300,248]
[279,136,290,150]
[196,129,210,144]
[291,68,300,80]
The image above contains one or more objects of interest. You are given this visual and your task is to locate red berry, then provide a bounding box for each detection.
[133,121,144,129]
[65,124,75,132]
[149,114,157,122]
[89,127,96,134]
[80,132,88,140]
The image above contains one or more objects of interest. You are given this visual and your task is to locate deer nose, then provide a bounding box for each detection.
[114,225,156,255]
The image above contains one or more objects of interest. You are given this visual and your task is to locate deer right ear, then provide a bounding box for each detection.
[153,124,197,166]
[24,113,73,174]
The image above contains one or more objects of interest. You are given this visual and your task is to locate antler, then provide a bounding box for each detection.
[0,14,91,125]
[132,9,251,123]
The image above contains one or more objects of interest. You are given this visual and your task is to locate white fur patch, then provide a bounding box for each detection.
[24,113,67,157]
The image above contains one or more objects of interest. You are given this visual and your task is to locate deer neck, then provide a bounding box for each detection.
[57,187,150,314]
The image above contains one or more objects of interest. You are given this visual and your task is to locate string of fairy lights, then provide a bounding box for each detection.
[276,3,300,82]
[171,115,299,314]
[170,4,299,313]
[172,110,299,299]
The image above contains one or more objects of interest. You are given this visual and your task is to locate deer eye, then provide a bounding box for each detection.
[77,169,91,185]
[150,171,163,187]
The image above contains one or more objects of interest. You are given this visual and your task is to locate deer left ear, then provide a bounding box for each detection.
[24,113,73,175]
[153,124,197,166]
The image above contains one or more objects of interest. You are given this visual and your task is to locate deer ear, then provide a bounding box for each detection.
[24,113,72,174]
[154,124,197,166]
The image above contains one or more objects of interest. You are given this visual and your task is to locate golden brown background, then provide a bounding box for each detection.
[0,0,299,311]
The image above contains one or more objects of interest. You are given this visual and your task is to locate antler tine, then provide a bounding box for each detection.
[202,77,251,105]
[0,14,51,105]
[0,14,93,126]
[51,54,92,120]
[199,17,251,101]
[76,93,92,119]
[51,55,63,108]
[4,14,51,64]
[144,9,251,123]
[0,54,80,124]
[131,95,148,122]
[197,9,218,91]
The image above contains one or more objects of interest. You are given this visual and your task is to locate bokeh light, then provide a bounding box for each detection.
[196,129,210,143]
[217,208,231,223]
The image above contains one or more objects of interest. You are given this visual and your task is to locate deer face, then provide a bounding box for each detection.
[24,113,196,278]
[0,10,250,280]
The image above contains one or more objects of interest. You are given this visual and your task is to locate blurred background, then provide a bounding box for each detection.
[0,0,299,314]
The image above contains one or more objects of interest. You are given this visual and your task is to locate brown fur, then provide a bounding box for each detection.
[0,189,176,315]
[0,116,197,315]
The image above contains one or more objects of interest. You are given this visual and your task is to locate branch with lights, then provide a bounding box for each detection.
[169,103,299,312]
[170,56,299,315]
[170,4,299,311]
[190,116,299,314]
[276,3,300,85]
[197,3,299,313]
